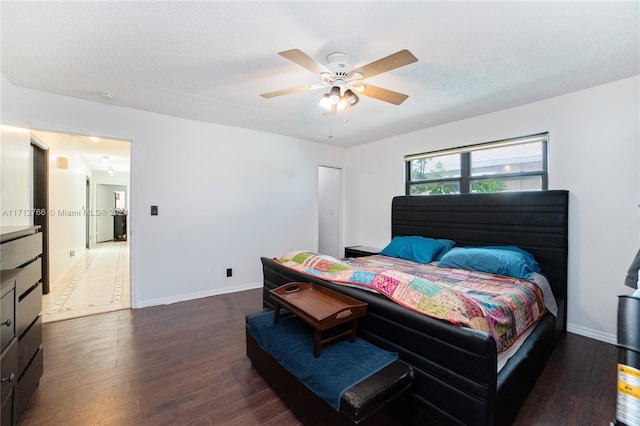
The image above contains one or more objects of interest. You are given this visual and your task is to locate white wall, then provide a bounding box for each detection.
[0,124,31,226]
[96,184,116,243]
[0,74,346,307]
[1,72,32,226]
[45,136,94,286]
[345,76,640,343]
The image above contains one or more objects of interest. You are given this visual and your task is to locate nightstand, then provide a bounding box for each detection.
[344,246,381,258]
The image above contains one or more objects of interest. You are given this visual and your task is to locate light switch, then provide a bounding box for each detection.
[151,205,158,216]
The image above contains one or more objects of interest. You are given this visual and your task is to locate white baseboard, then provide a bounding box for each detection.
[567,323,617,345]
[133,281,263,309]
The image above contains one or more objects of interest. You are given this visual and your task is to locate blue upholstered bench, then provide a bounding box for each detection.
[246,310,414,425]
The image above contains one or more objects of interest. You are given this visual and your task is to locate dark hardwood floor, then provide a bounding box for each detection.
[18,288,618,425]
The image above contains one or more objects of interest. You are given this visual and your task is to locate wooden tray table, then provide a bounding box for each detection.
[270,282,367,358]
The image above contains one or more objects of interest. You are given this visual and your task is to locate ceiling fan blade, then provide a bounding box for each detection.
[348,49,418,79]
[260,83,326,99]
[278,49,330,75]
[358,83,409,105]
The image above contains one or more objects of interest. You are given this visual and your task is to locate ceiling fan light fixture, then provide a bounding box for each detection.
[328,86,341,104]
[318,93,333,109]
[325,104,337,115]
[344,89,359,106]
[337,91,359,112]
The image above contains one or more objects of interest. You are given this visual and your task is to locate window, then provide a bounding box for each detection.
[405,133,548,195]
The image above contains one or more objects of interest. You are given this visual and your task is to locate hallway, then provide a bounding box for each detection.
[42,241,130,322]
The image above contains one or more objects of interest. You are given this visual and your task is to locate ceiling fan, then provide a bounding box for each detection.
[260,49,418,114]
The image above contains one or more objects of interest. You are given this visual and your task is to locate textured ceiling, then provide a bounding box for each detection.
[2,1,639,148]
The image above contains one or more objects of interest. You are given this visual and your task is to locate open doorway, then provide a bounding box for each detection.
[96,184,128,242]
[318,166,343,258]
[30,130,132,322]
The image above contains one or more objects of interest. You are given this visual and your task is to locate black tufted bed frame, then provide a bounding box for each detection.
[260,190,569,425]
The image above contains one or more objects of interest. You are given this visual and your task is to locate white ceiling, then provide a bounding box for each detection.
[2,1,639,149]
[32,130,131,176]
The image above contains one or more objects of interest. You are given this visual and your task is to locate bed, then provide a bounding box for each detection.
[259,190,569,426]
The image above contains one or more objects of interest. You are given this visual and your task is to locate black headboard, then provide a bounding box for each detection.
[391,190,569,307]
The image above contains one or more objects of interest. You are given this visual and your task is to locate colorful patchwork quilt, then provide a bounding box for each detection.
[275,251,547,353]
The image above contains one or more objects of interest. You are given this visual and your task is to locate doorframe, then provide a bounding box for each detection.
[31,136,50,294]
[86,176,91,249]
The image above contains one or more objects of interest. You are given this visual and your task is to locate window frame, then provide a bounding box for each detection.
[405,133,548,195]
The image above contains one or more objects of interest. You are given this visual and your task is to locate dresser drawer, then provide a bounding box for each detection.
[1,386,14,426]
[0,232,42,269]
[16,258,41,298]
[1,338,17,405]
[15,347,43,420]
[17,283,41,340]
[0,288,16,352]
[18,317,41,376]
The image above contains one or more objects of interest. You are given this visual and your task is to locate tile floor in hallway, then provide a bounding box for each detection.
[42,240,130,323]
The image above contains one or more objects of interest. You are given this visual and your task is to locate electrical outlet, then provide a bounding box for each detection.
[70,250,75,257]
[226,268,232,277]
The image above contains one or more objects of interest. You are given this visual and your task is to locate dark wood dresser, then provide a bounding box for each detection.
[1,226,44,425]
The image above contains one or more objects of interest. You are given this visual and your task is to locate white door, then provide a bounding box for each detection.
[318,166,342,258]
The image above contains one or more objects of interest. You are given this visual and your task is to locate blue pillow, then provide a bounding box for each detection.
[434,239,456,261]
[478,246,541,273]
[380,236,445,264]
[437,246,540,280]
